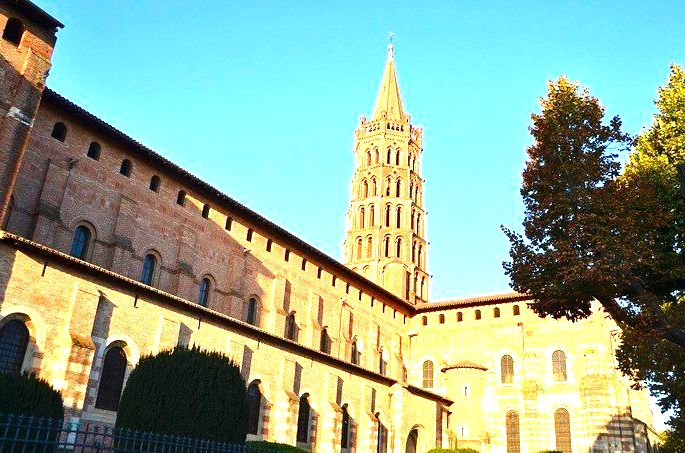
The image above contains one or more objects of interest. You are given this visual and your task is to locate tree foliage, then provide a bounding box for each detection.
[503,66,685,428]
[115,346,248,443]
[0,372,64,420]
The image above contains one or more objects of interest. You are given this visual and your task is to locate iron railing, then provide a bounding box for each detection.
[0,414,268,452]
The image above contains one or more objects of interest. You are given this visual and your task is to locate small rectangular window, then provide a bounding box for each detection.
[266,239,272,252]
[225,217,232,230]
[284,249,290,261]
[246,229,253,242]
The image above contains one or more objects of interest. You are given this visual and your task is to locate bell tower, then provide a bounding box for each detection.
[343,45,428,304]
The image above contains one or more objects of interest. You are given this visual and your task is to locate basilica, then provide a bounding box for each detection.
[0,1,659,452]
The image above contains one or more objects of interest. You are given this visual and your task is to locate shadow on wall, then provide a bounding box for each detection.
[590,413,656,453]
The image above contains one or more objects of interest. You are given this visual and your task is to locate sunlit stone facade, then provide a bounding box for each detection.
[0,2,659,452]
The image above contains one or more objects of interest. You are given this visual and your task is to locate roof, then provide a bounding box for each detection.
[7,0,64,30]
[0,230,453,406]
[416,291,529,313]
[371,45,406,122]
[40,88,415,314]
[441,360,488,372]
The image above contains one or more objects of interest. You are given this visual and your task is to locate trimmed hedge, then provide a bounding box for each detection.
[0,373,63,420]
[247,441,305,452]
[115,346,247,443]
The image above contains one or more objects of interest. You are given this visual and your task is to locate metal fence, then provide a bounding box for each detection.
[0,414,266,452]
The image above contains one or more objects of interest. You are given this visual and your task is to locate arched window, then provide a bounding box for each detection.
[285,312,297,341]
[422,360,434,388]
[371,178,377,196]
[422,316,427,326]
[0,319,29,374]
[149,175,161,192]
[2,18,24,46]
[505,411,521,453]
[554,408,572,453]
[202,204,210,218]
[296,394,311,443]
[369,205,375,227]
[320,328,331,354]
[385,177,392,196]
[457,311,463,322]
[246,381,262,435]
[198,277,211,306]
[351,338,361,365]
[70,225,91,260]
[119,159,132,177]
[177,190,186,206]
[95,346,127,411]
[412,242,417,263]
[386,148,392,164]
[374,148,379,164]
[383,236,390,257]
[359,207,365,228]
[284,249,290,262]
[246,229,253,242]
[494,307,501,318]
[87,142,101,160]
[301,258,307,271]
[341,404,351,448]
[513,305,520,316]
[51,122,67,142]
[366,237,372,258]
[395,179,401,197]
[247,297,259,326]
[396,206,402,228]
[420,277,426,299]
[475,309,481,320]
[356,238,362,260]
[501,355,514,384]
[140,254,156,285]
[378,350,387,376]
[384,205,391,227]
[416,214,422,234]
[362,179,369,198]
[417,245,423,267]
[366,150,371,166]
[553,350,568,381]
[439,314,445,324]
[395,238,402,258]
[395,150,400,166]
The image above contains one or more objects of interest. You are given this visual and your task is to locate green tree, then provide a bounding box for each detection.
[0,372,63,419]
[503,67,685,428]
[115,346,248,443]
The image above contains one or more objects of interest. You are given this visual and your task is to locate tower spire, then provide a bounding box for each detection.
[371,42,406,123]
[343,45,428,304]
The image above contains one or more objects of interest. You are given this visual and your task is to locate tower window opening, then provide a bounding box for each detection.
[177,190,186,206]
[457,311,463,322]
[366,150,372,166]
[246,229,253,242]
[359,207,365,228]
[494,307,501,318]
[356,238,362,259]
[284,249,290,262]
[51,122,67,142]
[385,205,391,227]
[386,148,392,164]
[149,175,161,192]
[396,179,401,197]
[385,177,392,196]
[395,150,401,165]
[369,205,375,226]
[87,142,101,160]
[396,206,402,228]
[2,18,25,46]
[395,238,402,258]
[266,239,272,252]
[475,309,481,320]
[513,305,520,316]
[202,204,210,218]
[371,178,377,195]
[383,236,390,257]
[301,258,307,271]
[374,148,379,164]
[119,159,132,177]
[362,179,369,197]
[366,237,373,258]
[439,314,445,324]
[225,216,232,230]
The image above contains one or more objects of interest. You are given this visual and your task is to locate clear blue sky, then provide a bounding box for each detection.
[35,1,685,302]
